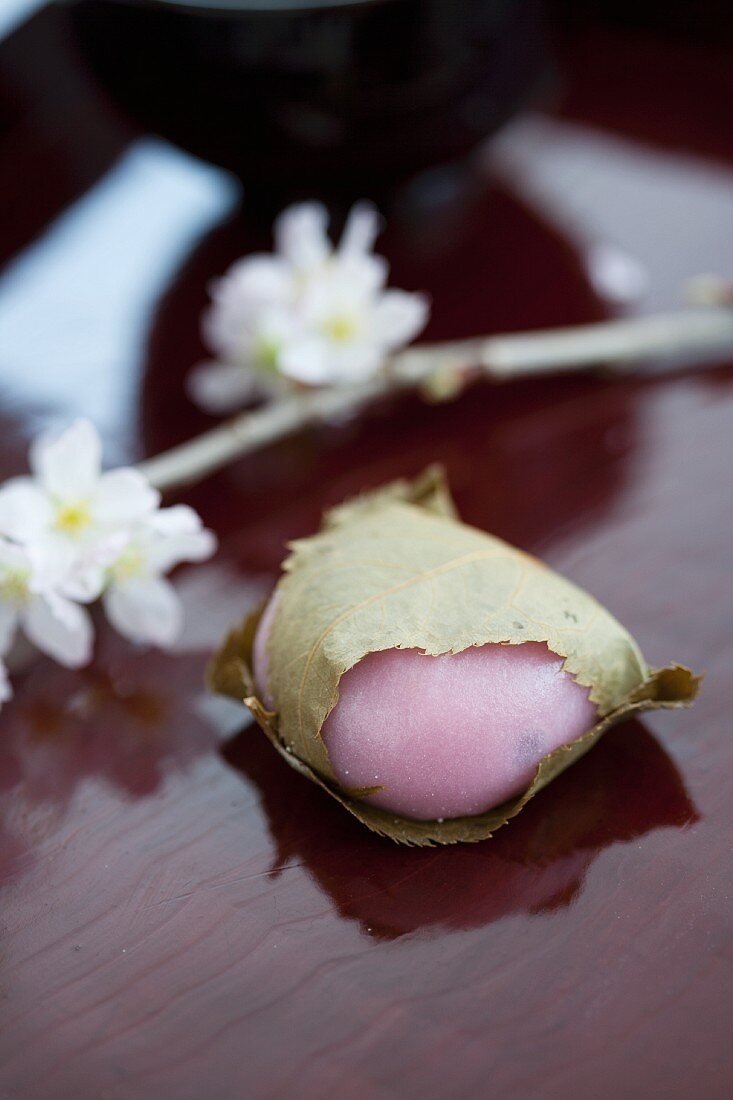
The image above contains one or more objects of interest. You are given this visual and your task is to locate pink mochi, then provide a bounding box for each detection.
[253,594,597,821]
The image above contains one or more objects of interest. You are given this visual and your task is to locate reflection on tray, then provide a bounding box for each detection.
[0,646,218,807]
[223,718,698,939]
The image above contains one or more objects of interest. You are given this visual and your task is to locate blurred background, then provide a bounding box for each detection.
[4,1,733,215]
[1,0,732,464]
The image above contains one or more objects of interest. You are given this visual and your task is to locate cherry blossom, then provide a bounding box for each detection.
[280,261,429,386]
[187,201,429,410]
[0,419,159,553]
[0,421,217,699]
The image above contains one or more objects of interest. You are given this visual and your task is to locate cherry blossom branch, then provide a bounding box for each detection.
[141,305,733,493]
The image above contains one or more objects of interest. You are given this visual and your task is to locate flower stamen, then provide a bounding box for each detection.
[0,567,30,606]
[54,500,92,536]
[321,314,360,343]
[110,547,145,583]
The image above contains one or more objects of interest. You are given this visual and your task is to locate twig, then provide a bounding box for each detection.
[140,306,733,493]
[141,382,384,494]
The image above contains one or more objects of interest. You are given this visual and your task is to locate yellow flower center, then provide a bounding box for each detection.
[54,500,92,536]
[0,568,30,605]
[111,547,145,582]
[321,314,359,343]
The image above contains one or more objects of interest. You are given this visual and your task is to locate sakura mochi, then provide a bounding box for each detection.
[212,470,698,845]
[254,609,598,820]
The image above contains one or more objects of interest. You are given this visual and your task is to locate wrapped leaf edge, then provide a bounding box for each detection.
[208,608,700,846]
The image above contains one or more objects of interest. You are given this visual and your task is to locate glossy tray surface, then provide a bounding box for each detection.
[0,9,731,1098]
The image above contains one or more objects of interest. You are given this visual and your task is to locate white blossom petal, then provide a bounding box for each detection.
[280,336,381,385]
[62,531,129,602]
[209,255,293,308]
[275,202,330,273]
[316,254,387,302]
[371,289,430,348]
[256,305,303,349]
[147,504,203,538]
[93,469,160,527]
[30,419,102,501]
[0,478,53,542]
[0,659,11,706]
[347,253,389,297]
[339,202,382,258]
[104,577,183,647]
[278,336,334,385]
[326,342,384,383]
[139,506,217,573]
[333,254,388,299]
[299,258,386,325]
[26,535,78,591]
[203,256,294,358]
[202,303,255,363]
[151,536,217,576]
[0,537,31,572]
[0,602,19,656]
[22,592,93,668]
[187,360,261,414]
[61,565,107,604]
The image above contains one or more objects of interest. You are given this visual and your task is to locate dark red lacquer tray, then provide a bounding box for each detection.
[0,6,731,1097]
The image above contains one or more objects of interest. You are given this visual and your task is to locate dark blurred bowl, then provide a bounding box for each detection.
[64,0,548,208]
